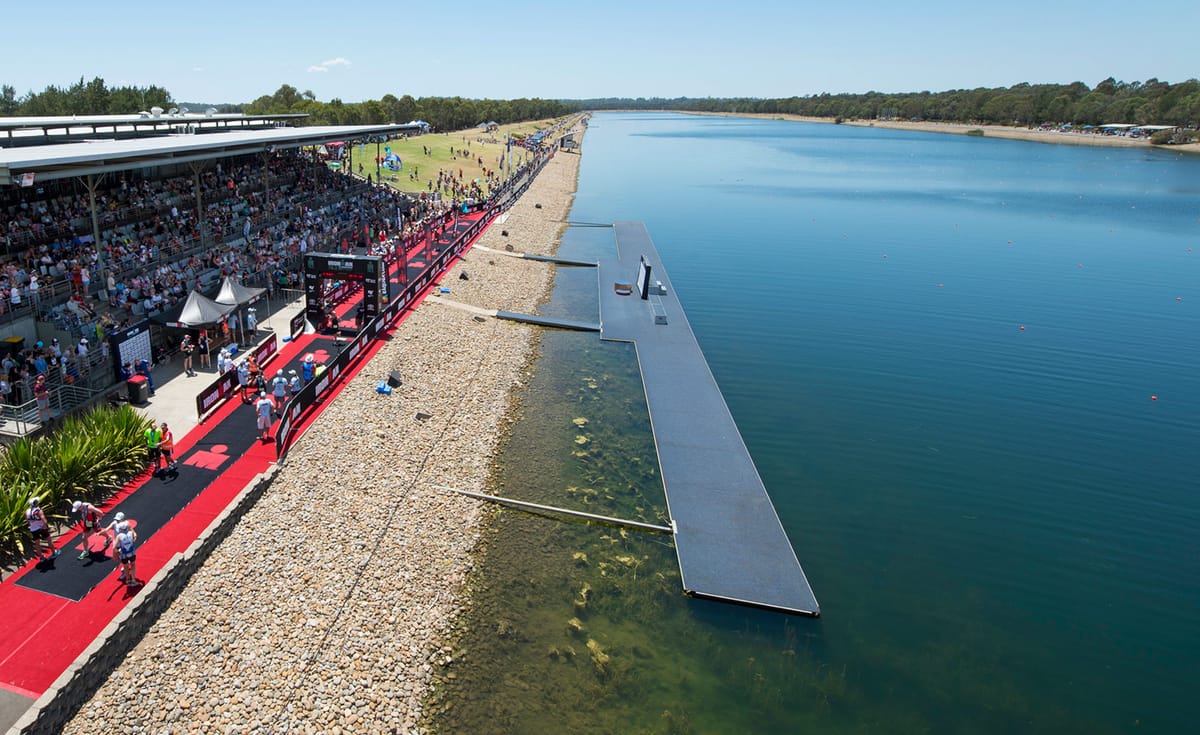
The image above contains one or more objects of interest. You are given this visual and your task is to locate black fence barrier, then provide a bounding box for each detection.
[289,310,306,341]
[194,333,279,419]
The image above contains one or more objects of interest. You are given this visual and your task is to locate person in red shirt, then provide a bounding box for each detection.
[71,500,109,559]
[159,422,177,471]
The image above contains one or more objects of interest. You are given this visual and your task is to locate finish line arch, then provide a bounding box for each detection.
[303,252,389,330]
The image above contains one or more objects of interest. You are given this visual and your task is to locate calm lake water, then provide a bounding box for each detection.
[433,113,1199,733]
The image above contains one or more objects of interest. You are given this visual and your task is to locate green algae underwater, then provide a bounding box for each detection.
[428,330,843,735]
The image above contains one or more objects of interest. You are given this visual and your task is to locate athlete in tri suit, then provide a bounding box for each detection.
[115,521,141,587]
[71,500,109,559]
[25,498,59,560]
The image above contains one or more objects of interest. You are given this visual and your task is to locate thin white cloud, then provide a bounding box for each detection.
[193,66,205,73]
[308,57,351,73]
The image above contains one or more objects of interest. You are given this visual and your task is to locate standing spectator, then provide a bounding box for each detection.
[76,338,90,377]
[135,358,155,395]
[301,353,315,384]
[255,391,274,440]
[71,500,109,558]
[34,374,51,424]
[181,334,196,377]
[246,308,257,336]
[114,521,141,587]
[26,498,59,560]
[159,422,177,471]
[197,330,211,370]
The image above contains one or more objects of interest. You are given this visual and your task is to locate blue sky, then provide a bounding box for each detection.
[5,0,1197,104]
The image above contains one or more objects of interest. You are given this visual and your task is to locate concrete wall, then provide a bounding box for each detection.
[7,466,279,735]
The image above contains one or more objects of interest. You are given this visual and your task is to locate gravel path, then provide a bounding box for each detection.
[61,126,585,735]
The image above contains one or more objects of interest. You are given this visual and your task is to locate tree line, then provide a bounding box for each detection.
[569,78,1200,128]
[6,76,1199,131]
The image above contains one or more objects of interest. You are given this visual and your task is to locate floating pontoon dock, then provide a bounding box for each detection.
[598,222,820,616]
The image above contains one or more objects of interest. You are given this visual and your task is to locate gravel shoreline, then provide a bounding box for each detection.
[61,125,585,735]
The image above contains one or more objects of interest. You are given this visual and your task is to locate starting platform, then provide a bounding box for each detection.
[597,222,819,616]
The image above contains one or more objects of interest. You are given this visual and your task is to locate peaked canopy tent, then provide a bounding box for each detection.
[215,277,265,307]
[152,289,235,328]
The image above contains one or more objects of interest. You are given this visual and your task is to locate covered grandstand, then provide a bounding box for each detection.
[0,120,436,434]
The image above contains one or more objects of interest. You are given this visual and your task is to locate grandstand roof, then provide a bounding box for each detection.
[0,124,420,186]
[0,112,309,146]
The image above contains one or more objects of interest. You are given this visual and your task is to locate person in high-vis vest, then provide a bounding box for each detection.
[145,423,163,473]
[159,422,177,471]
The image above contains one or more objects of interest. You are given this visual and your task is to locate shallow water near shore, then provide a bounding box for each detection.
[433,113,1199,733]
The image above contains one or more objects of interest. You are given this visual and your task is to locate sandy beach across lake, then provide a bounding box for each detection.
[684,111,1200,155]
[59,119,587,735]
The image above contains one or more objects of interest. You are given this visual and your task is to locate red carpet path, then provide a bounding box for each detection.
[0,213,488,700]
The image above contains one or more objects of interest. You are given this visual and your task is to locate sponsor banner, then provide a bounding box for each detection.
[195,366,239,418]
[252,333,279,367]
[290,310,306,340]
[108,319,153,384]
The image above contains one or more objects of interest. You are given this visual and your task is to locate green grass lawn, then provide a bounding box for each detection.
[329,117,567,196]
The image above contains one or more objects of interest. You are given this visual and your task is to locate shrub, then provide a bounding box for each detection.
[1,404,152,553]
[966,129,985,137]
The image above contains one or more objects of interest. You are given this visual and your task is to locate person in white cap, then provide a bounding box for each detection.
[246,308,257,336]
[114,520,140,587]
[103,511,128,540]
[71,500,108,559]
[25,497,59,560]
[271,368,288,414]
[288,369,301,398]
[256,390,274,440]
